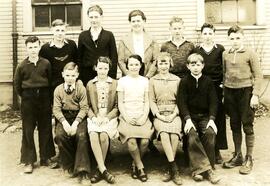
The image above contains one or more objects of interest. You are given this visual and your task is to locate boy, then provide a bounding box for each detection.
[161,16,194,78]
[192,23,227,164]
[177,53,220,184]
[39,19,78,93]
[222,25,263,175]
[78,5,118,85]
[14,36,55,173]
[53,62,91,183]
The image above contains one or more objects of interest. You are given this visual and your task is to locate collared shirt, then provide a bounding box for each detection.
[90,27,102,42]
[91,76,113,84]
[199,43,218,54]
[49,39,68,48]
[170,37,186,49]
[64,82,76,92]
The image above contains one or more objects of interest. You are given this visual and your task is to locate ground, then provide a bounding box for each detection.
[0,107,270,186]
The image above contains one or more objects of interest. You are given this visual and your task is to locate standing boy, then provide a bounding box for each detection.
[222,25,263,175]
[161,16,194,78]
[14,36,55,173]
[53,62,91,183]
[177,53,220,184]
[39,19,78,94]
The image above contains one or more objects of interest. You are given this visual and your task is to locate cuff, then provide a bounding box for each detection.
[209,116,216,121]
[184,115,191,121]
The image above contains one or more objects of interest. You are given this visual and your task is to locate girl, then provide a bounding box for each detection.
[117,54,154,182]
[118,9,159,78]
[86,56,119,184]
[149,52,182,185]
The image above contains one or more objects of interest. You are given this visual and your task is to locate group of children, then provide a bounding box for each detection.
[14,4,263,186]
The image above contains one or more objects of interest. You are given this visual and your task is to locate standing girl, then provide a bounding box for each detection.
[149,52,182,185]
[86,56,119,184]
[117,54,154,182]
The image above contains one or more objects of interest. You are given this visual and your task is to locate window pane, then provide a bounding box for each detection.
[205,1,222,23]
[33,0,49,3]
[238,0,256,24]
[35,6,49,27]
[67,5,81,26]
[51,5,65,23]
[222,0,237,23]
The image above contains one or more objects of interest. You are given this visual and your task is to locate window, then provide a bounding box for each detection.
[205,0,256,25]
[32,0,82,30]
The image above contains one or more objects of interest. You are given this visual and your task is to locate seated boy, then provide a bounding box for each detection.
[53,62,91,183]
[222,25,263,174]
[14,36,56,174]
[177,53,220,184]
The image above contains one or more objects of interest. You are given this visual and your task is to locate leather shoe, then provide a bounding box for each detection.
[223,152,243,168]
[138,168,148,182]
[205,169,221,184]
[172,170,183,185]
[239,155,253,175]
[162,169,172,182]
[24,164,33,174]
[193,174,203,182]
[90,169,102,183]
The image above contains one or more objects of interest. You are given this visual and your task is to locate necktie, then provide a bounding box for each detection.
[66,85,72,95]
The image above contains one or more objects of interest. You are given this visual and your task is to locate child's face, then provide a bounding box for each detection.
[229,32,244,50]
[62,69,79,85]
[170,22,184,40]
[130,15,145,33]
[187,61,204,76]
[95,62,109,79]
[51,25,66,42]
[26,41,41,59]
[201,27,215,44]
[157,58,170,74]
[127,57,141,76]
[88,11,102,28]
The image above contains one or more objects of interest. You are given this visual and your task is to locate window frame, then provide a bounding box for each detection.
[197,0,266,29]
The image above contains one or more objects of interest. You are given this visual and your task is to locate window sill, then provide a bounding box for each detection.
[21,30,82,36]
[195,25,268,31]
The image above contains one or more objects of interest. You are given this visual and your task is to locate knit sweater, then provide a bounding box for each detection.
[161,40,194,78]
[14,57,51,96]
[177,74,218,122]
[39,39,78,88]
[53,81,89,123]
[223,47,263,95]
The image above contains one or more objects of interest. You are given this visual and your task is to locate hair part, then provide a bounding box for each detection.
[87,5,103,16]
[228,24,244,36]
[200,22,215,33]
[25,36,40,45]
[95,56,112,68]
[128,10,146,22]
[169,16,184,26]
[63,62,79,72]
[51,19,67,27]
[126,54,145,76]
[187,53,204,64]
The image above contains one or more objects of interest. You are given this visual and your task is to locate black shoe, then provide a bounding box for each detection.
[40,158,58,168]
[172,170,183,185]
[223,152,243,168]
[90,169,102,183]
[205,169,221,184]
[131,164,138,179]
[239,155,253,175]
[215,150,223,164]
[162,168,172,182]
[138,168,148,182]
[102,170,116,184]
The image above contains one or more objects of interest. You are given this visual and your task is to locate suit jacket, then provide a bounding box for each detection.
[118,32,159,78]
[86,77,118,120]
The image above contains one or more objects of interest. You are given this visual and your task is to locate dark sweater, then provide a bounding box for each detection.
[161,40,194,78]
[14,57,51,96]
[78,28,118,79]
[39,39,78,88]
[177,74,218,122]
[192,44,225,82]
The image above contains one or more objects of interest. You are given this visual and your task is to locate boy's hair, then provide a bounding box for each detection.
[51,19,67,27]
[87,5,103,16]
[126,54,145,76]
[227,24,244,36]
[187,53,204,64]
[201,22,215,33]
[156,52,173,67]
[128,10,146,22]
[95,56,112,68]
[169,16,184,26]
[25,36,40,45]
[63,62,79,72]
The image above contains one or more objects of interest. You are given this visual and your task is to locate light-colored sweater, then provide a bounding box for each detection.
[223,47,263,95]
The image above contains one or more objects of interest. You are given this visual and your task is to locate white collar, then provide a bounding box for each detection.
[64,83,76,91]
[170,37,186,47]
[200,42,217,49]
[191,73,202,80]
[92,76,113,83]
[49,39,68,48]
